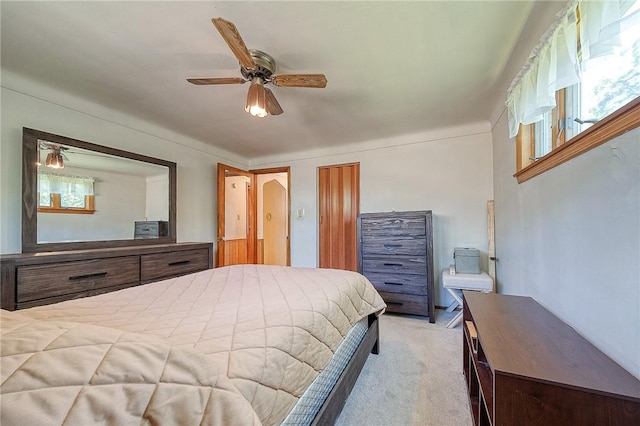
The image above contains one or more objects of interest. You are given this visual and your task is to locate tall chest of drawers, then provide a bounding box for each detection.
[357,211,435,322]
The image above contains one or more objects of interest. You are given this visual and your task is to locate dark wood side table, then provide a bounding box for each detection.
[463,291,640,425]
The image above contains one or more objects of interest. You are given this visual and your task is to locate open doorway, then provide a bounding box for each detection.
[216,164,290,267]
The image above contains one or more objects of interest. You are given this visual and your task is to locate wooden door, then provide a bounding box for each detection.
[263,179,287,265]
[318,163,360,271]
[217,164,255,266]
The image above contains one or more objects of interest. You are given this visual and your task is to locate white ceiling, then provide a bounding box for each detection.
[2,1,534,159]
[39,141,168,178]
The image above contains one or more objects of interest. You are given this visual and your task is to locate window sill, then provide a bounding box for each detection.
[38,208,95,215]
[514,97,640,184]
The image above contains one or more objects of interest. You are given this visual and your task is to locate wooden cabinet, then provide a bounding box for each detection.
[463,291,640,425]
[357,211,435,321]
[1,243,213,310]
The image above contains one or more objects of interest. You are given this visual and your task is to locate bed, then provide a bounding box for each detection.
[1,264,386,425]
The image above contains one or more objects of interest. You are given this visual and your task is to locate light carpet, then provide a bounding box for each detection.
[335,310,473,426]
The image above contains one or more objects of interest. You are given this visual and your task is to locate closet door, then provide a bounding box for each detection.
[318,163,360,271]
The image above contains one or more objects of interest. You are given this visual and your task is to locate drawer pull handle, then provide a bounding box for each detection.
[383,263,403,267]
[69,272,108,281]
[384,281,403,286]
[387,301,404,306]
[383,244,402,248]
[168,260,191,266]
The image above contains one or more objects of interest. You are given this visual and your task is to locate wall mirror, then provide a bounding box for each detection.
[22,128,176,252]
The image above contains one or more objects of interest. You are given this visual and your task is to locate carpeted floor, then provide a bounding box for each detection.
[335,310,473,426]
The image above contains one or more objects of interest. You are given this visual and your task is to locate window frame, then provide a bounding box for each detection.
[37,193,96,214]
[515,96,640,183]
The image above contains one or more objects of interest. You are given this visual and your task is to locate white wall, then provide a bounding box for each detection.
[251,123,494,307]
[492,110,640,379]
[145,174,169,221]
[1,73,248,254]
[224,175,249,240]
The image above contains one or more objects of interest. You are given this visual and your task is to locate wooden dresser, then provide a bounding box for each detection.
[463,291,640,425]
[357,210,435,322]
[0,242,213,311]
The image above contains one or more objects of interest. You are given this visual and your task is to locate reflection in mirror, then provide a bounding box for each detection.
[36,141,169,243]
[22,128,176,253]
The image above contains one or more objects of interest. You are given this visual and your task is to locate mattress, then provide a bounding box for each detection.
[282,317,369,425]
[9,264,386,425]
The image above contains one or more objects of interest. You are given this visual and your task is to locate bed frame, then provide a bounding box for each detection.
[311,313,379,425]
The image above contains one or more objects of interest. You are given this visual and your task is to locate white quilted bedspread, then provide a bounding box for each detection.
[15,265,386,425]
[0,310,261,426]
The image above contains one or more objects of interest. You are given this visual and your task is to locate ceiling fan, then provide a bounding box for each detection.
[187,17,327,117]
[38,141,105,170]
[38,142,69,169]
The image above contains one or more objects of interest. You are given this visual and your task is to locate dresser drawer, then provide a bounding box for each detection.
[379,292,429,315]
[141,248,210,282]
[360,216,426,237]
[17,256,140,302]
[361,238,426,257]
[362,257,426,275]
[362,271,427,295]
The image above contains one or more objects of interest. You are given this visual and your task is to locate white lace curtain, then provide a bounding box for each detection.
[38,172,94,196]
[506,0,638,138]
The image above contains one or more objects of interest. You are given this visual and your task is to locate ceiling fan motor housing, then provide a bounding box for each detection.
[241,50,276,82]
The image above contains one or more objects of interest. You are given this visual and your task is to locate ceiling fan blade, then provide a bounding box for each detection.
[211,17,256,69]
[187,77,246,85]
[271,74,327,88]
[265,88,284,116]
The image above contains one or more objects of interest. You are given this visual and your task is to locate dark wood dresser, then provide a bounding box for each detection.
[463,291,640,425]
[0,242,213,310]
[357,210,435,322]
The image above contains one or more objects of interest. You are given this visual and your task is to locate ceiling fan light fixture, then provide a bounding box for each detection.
[245,78,268,118]
[45,149,64,169]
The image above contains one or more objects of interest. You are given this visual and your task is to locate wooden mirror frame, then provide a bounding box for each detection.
[22,128,177,253]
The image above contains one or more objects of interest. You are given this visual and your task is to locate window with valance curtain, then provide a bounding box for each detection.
[506,0,639,138]
[38,172,95,196]
[38,172,95,212]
